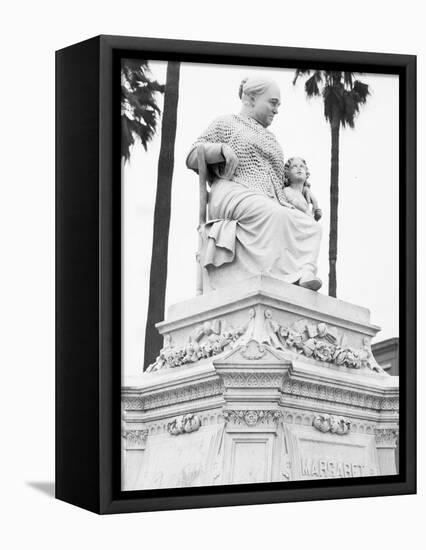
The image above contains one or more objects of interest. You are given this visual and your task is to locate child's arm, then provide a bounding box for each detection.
[303,184,322,221]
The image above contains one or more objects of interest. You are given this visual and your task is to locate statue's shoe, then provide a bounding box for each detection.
[299,272,322,291]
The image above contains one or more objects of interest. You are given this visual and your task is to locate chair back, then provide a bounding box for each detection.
[197,144,209,225]
[195,144,209,295]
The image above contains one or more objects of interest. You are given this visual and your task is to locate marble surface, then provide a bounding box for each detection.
[122,278,398,491]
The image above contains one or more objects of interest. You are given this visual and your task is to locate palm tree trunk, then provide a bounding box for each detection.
[143,61,180,369]
[328,107,340,298]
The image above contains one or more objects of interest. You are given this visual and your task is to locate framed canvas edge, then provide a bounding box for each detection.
[56,36,102,514]
[56,35,416,515]
[98,34,416,68]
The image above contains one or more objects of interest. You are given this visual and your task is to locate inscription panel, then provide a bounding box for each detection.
[301,455,366,478]
[284,424,380,480]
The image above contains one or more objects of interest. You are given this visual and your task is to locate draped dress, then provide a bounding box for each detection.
[186,113,322,291]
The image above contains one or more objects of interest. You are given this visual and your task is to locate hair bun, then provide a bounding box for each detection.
[238,77,249,99]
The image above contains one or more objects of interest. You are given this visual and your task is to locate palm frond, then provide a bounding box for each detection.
[304,73,321,97]
[293,69,370,130]
[331,71,343,85]
[343,72,354,90]
[121,60,165,162]
[121,119,134,161]
[323,84,344,124]
[293,69,311,85]
[341,91,357,128]
[353,80,370,103]
[314,70,323,83]
[341,83,370,128]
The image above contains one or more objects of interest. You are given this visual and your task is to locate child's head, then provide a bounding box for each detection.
[284,157,310,187]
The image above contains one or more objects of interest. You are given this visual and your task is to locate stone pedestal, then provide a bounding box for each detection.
[122,275,399,490]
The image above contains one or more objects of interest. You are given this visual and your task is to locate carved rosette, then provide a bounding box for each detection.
[240,339,266,360]
[312,414,351,435]
[223,409,282,427]
[167,414,202,436]
[374,426,399,447]
[122,429,149,450]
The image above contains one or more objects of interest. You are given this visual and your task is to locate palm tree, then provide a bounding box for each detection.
[121,60,181,370]
[293,70,370,297]
[144,61,181,369]
[121,59,165,161]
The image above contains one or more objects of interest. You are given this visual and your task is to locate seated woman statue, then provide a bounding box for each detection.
[186,76,322,292]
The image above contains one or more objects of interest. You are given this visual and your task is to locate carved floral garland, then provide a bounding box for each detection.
[147,308,384,373]
[262,310,384,373]
[147,310,256,371]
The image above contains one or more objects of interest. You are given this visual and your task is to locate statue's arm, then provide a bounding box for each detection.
[303,186,318,209]
[186,116,236,172]
[302,186,322,221]
[186,143,224,170]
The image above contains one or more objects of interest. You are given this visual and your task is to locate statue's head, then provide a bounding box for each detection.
[239,76,281,128]
[283,157,310,187]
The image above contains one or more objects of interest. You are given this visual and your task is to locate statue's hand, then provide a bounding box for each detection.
[221,144,239,179]
[314,208,322,221]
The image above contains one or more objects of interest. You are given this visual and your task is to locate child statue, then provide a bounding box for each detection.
[283,157,322,221]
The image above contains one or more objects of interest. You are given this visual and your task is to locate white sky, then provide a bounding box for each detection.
[122,61,399,378]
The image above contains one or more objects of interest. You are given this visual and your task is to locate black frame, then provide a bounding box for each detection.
[56,35,416,514]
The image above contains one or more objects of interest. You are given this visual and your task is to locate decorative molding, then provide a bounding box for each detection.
[223,409,282,427]
[121,429,149,450]
[147,309,257,371]
[312,414,351,435]
[263,310,384,373]
[168,414,202,435]
[221,372,284,388]
[279,410,376,434]
[143,379,224,410]
[380,398,399,410]
[123,378,398,414]
[375,426,399,447]
[281,378,399,412]
[122,397,144,411]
